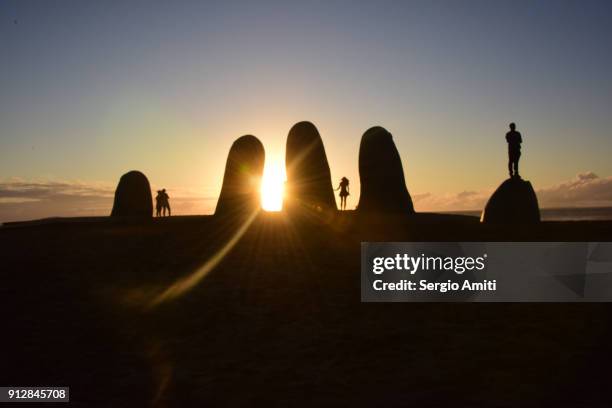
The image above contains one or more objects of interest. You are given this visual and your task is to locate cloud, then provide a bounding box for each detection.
[0,180,115,201]
[0,197,42,204]
[412,190,489,212]
[536,172,612,208]
[0,179,115,223]
[413,172,612,212]
[0,179,217,223]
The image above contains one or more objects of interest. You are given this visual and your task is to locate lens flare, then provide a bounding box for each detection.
[147,208,259,308]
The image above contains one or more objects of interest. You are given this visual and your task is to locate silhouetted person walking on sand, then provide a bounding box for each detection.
[335,177,350,210]
[506,122,523,178]
[156,189,171,217]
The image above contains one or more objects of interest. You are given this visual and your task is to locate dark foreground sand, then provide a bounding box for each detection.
[1,212,612,407]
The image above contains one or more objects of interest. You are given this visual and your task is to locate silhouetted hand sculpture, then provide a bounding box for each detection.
[215,135,265,217]
[111,170,153,217]
[284,121,336,213]
[357,126,415,214]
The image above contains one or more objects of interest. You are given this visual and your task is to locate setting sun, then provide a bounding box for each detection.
[261,161,286,211]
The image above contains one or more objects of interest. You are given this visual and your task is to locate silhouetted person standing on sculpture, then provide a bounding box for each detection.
[506,122,523,178]
[335,177,350,210]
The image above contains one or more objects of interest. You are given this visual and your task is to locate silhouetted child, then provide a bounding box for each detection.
[506,122,522,178]
[335,177,350,210]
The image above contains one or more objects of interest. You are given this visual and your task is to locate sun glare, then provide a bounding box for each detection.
[261,161,285,211]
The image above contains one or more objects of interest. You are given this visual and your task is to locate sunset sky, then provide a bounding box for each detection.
[1,1,612,221]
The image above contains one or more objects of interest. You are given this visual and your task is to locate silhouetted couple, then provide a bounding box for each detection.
[506,122,523,178]
[335,177,350,210]
[156,189,171,217]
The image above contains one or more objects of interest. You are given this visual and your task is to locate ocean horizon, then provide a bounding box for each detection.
[444,206,612,221]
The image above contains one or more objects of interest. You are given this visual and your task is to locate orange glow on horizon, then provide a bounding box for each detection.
[261,161,285,211]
